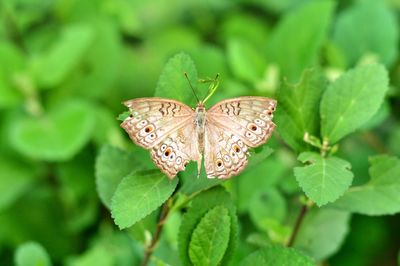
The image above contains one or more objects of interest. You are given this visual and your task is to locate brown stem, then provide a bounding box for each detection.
[141,197,172,266]
[287,204,308,247]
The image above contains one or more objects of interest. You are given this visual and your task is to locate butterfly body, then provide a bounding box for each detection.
[121,97,276,179]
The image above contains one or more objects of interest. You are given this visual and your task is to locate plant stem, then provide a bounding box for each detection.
[287,204,308,247]
[141,197,172,266]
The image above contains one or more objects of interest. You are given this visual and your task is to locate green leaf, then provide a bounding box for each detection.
[0,42,24,108]
[227,39,267,83]
[240,245,315,266]
[248,188,287,230]
[294,208,350,260]
[9,100,95,161]
[235,154,285,213]
[0,157,39,211]
[155,52,199,107]
[189,206,231,266]
[111,171,178,229]
[179,187,238,266]
[320,64,389,144]
[33,23,94,88]
[95,145,151,209]
[275,69,327,151]
[294,152,354,206]
[266,0,334,81]
[332,155,400,215]
[333,0,398,67]
[14,242,52,266]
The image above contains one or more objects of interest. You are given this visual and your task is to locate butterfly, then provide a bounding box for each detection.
[120,94,277,179]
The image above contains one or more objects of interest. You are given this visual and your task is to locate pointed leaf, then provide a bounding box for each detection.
[111,171,178,229]
[266,0,335,81]
[95,145,150,208]
[294,152,354,206]
[179,187,238,266]
[320,64,389,144]
[155,52,199,106]
[333,0,398,67]
[240,245,314,266]
[332,155,400,215]
[189,206,231,266]
[294,208,350,260]
[275,69,327,151]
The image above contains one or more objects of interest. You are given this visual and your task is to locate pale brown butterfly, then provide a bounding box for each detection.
[120,78,277,179]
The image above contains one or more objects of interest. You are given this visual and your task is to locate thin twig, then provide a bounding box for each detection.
[141,197,173,266]
[287,204,308,247]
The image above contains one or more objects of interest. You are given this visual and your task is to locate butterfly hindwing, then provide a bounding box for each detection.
[204,123,250,179]
[150,125,199,179]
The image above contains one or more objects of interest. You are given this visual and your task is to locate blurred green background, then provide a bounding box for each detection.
[1,0,400,265]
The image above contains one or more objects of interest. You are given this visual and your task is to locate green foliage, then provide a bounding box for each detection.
[293,208,350,260]
[240,245,315,266]
[1,0,400,265]
[111,171,178,229]
[295,152,354,206]
[179,187,238,266]
[265,0,334,81]
[276,69,326,151]
[9,100,95,161]
[155,52,199,106]
[189,206,231,266]
[333,0,398,67]
[14,242,52,266]
[320,64,389,144]
[332,155,400,215]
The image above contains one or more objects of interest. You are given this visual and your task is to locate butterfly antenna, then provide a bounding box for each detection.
[202,74,220,104]
[184,72,200,103]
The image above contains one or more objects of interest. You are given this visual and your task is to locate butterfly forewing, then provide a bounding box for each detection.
[121,98,194,148]
[121,98,199,178]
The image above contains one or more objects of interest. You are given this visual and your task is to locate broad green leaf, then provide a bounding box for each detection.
[57,20,121,99]
[320,64,389,144]
[294,208,350,261]
[111,171,178,229]
[248,188,287,230]
[92,106,125,148]
[95,145,152,208]
[275,69,327,151]
[0,42,24,108]
[15,242,52,266]
[179,187,238,266]
[240,245,314,266]
[189,206,231,266]
[33,23,94,88]
[227,39,267,83]
[235,155,285,213]
[333,0,398,67]
[57,150,98,233]
[266,0,334,81]
[0,156,39,211]
[294,152,354,206]
[9,100,95,161]
[155,52,199,106]
[332,155,400,215]
[219,14,269,48]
